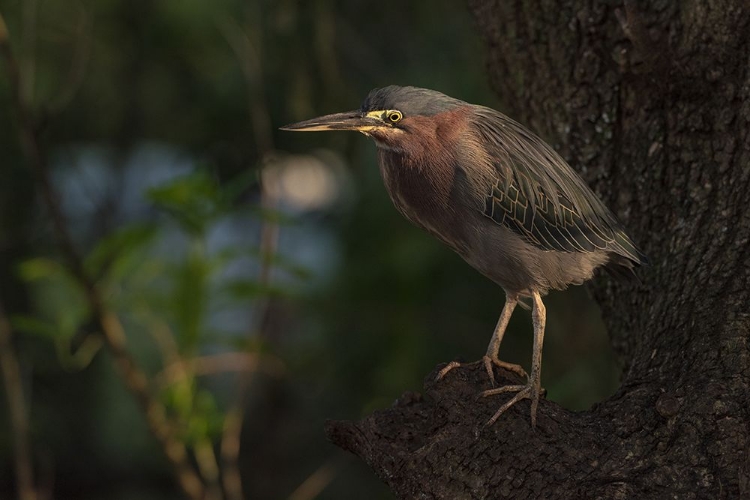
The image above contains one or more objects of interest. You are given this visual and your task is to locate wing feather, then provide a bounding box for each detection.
[472,107,646,265]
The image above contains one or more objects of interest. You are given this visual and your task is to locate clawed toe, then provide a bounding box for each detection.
[435,361,464,381]
[437,357,525,387]
[479,384,527,398]
[439,290,547,427]
[438,359,543,427]
[483,355,527,383]
[481,381,542,427]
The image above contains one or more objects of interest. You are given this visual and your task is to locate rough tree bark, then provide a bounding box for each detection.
[325,1,750,498]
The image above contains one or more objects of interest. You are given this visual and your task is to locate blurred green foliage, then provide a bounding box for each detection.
[0,1,619,499]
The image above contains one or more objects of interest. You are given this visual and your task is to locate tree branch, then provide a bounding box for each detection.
[155,352,285,390]
[0,302,37,500]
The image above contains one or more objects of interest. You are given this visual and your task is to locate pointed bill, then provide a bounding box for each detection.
[280,111,384,132]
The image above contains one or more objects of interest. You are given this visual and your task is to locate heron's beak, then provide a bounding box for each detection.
[280,111,382,133]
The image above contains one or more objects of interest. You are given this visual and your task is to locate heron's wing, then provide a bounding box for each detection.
[472,108,645,262]
[483,174,612,252]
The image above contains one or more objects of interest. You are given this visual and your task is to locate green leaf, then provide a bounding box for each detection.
[17,258,91,341]
[18,258,69,282]
[208,247,248,272]
[85,223,158,276]
[169,247,209,352]
[250,249,312,281]
[182,389,223,443]
[147,171,223,234]
[245,205,298,226]
[11,315,102,370]
[107,250,167,290]
[161,379,224,444]
[195,389,224,436]
[208,247,311,281]
[147,171,221,208]
[219,168,259,204]
[10,315,60,339]
[222,279,289,300]
[54,334,103,372]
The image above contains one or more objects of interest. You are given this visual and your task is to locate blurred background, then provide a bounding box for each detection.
[0,0,618,498]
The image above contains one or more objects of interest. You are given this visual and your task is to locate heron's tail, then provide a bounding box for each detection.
[604,253,644,283]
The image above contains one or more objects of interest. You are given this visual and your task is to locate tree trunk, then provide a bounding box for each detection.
[326,1,750,498]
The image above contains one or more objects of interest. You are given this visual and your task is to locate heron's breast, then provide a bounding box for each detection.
[378,150,470,253]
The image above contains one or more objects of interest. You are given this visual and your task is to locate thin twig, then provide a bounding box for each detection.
[218,11,281,500]
[216,14,273,155]
[49,2,92,114]
[288,457,343,500]
[194,438,222,500]
[155,352,285,390]
[0,302,37,500]
[0,13,205,500]
[20,0,36,106]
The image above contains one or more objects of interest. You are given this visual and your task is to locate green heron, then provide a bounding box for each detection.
[281,86,647,427]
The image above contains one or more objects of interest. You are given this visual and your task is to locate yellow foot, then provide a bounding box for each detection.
[480,381,542,427]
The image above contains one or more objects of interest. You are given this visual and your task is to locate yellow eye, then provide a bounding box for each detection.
[386,110,403,123]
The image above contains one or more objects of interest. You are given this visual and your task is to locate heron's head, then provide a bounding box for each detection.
[281,86,465,152]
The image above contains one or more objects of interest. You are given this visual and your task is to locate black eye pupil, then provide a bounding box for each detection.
[390,112,400,122]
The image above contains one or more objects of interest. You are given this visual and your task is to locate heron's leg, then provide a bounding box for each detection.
[435,295,525,383]
[483,295,526,385]
[527,290,545,424]
[481,290,546,427]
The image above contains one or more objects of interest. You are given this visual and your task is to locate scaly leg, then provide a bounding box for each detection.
[481,290,546,427]
[482,294,526,385]
[436,295,526,384]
